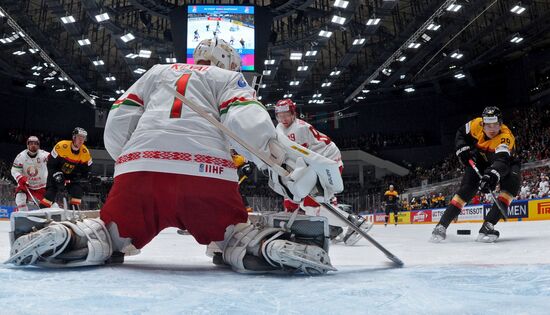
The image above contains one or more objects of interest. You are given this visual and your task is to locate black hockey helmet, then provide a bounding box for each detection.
[72,127,88,140]
[482,106,502,124]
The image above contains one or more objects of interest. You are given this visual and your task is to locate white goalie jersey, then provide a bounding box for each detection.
[11,149,49,189]
[276,119,342,168]
[104,63,276,182]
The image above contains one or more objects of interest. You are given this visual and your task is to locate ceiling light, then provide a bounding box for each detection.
[31,65,43,71]
[450,52,464,59]
[317,100,325,104]
[454,73,466,79]
[313,93,322,98]
[357,96,365,100]
[353,38,365,45]
[427,23,441,31]
[297,66,309,71]
[262,70,271,75]
[138,50,152,58]
[258,96,263,100]
[0,11,5,18]
[108,97,116,102]
[333,0,349,9]
[446,4,462,12]
[13,50,26,55]
[290,52,303,60]
[116,89,125,94]
[43,77,54,81]
[95,13,110,22]
[362,89,370,94]
[398,55,407,62]
[283,93,293,98]
[26,83,36,88]
[93,59,105,66]
[305,50,318,57]
[407,42,421,49]
[55,88,66,92]
[510,35,523,43]
[330,70,341,76]
[134,68,147,74]
[78,39,91,46]
[289,81,300,86]
[404,86,415,93]
[61,16,76,24]
[121,33,135,43]
[105,76,116,82]
[510,4,526,14]
[308,100,315,104]
[400,74,406,80]
[321,82,332,88]
[264,59,275,65]
[382,68,392,76]
[421,34,431,42]
[125,53,139,59]
[259,84,267,88]
[28,48,39,54]
[319,30,333,38]
[370,79,381,84]
[32,72,40,76]
[165,57,177,63]
[331,15,346,25]
[366,18,381,25]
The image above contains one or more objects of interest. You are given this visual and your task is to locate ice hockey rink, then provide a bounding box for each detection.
[187,18,255,50]
[1,219,549,315]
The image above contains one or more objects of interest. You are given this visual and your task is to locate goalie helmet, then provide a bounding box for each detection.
[274,99,296,114]
[193,38,241,71]
[482,106,502,124]
[72,127,87,140]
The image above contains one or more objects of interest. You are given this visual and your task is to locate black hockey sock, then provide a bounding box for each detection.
[385,215,389,223]
[439,204,462,228]
[485,202,504,225]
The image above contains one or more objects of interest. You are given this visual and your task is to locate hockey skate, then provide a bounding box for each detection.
[340,215,374,246]
[6,223,71,266]
[476,222,500,243]
[262,239,336,275]
[430,224,447,243]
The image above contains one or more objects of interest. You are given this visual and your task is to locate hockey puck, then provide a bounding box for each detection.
[457,229,471,235]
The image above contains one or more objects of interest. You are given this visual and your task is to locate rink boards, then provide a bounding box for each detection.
[367,197,550,224]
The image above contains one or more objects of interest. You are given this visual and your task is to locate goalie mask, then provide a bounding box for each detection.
[193,38,242,71]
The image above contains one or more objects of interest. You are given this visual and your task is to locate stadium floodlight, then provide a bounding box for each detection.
[165,57,177,63]
[31,65,43,71]
[317,100,325,104]
[450,51,464,59]
[108,97,116,102]
[32,72,40,76]
[510,4,526,14]
[331,15,346,25]
[398,55,407,62]
[510,35,524,43]
[308,100,314,104]
[407,42,421,49]
[257,96,263,100]
[427,23,441,31]
[446,3,462,12]
[404,86,415,93]
[289,80,300,86]
[29,48,39,54]
[95,13,110,22]
[421,34,431,42]
[382,68,392,76]
[264,59,276,65]
[321,82,332,88]
[105,76,116,82]
[313,93,322,98]
[43,77,54,81]
[353,38,365,45]
[400,74,406,80]
[134,68,147,74]
[283,93,293,98]
[290,52,303,60]
[370,79,381,84]
[454,72,466,79]
[13,50,26,55]
[55,88,66,92]
[357,96,365,100]
[115,89,125,94]
[330,70,341,76]
[297,66,309,71]
[366,18,381,25]
[0,38,12,44]
[26,82,36,88]
[305,50,318,57]
[262,70,271,76]
[318,30,333,38]
[362,89,370,94]
[61,16,76,24]
[125,53,139,59]
[139,50,152,58]
[120,33,135,43]
[333,0,349,9]
[93,59,105,66]
[78,39,91,46]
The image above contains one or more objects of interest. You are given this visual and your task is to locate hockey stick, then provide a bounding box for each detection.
[468,159,508,221]
[162,84,404,267]
[25,186,40,207]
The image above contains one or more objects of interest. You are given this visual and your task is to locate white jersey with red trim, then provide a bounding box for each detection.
[104,63,276,182]
[276,118,342,167]
[11,149,49,189]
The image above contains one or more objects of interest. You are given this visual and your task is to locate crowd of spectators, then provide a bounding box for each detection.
[332,131,430,154]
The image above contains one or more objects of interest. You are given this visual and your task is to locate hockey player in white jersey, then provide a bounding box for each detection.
[11,136,49,211]
[7,38,342,275]
[274,99,372,246]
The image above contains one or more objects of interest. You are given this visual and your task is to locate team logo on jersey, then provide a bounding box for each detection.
[26,165,38,177]
[237,78,247,88]
[199,163,224,175]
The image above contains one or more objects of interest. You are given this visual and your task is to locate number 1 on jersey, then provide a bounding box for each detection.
[170,73,192,118]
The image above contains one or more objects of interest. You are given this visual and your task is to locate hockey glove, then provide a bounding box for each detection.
[17,176,28,187]
[456,146,474,166]
[479,168,500,193]
[52,172,65,185]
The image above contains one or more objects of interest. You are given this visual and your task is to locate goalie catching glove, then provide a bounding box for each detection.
[266,130,343,203]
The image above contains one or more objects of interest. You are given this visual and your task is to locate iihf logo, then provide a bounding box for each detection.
[199,163,224,174]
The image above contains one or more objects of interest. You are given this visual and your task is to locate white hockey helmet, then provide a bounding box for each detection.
[193,38,241,71]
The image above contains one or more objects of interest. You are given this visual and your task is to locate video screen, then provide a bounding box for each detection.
[186,5,255,71]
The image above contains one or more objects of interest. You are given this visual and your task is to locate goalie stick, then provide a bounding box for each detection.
[468,159,508,221]
[162,84,404,267]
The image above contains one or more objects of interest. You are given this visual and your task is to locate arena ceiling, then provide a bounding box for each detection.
[0,0,549,110]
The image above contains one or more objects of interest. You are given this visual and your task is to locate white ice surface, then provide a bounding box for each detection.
[1,220,549,314]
